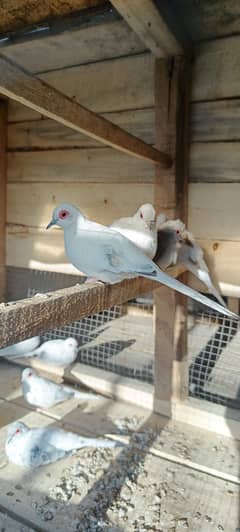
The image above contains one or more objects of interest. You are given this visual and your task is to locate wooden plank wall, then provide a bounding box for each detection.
[5,25,240,290]
[189,36,240,290]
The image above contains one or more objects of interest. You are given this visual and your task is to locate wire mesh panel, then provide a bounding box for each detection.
[188,312,240,409]
[7,267,240,404]
[6,267,155,383]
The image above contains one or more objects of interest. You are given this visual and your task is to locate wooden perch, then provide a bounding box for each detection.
[0,54,171,166]
[110,0,183,57]
[0,265,185,348]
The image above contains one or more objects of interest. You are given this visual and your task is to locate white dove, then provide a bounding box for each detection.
[5,421,122,468]
[21,368,100,409]
[0,336,40,358]
[155,217,226,307]
[26,337,78,367]
[110,203,158,259]
[46,203,237,318]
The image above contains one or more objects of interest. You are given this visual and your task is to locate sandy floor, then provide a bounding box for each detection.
[0,360,239,531]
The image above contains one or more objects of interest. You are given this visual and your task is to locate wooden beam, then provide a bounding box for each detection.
[0,55,171,167]
[154,57,190,416]
[0,265,185,348]
[110,0,183,57]
[7,109,155,150]
[0,100,7,302]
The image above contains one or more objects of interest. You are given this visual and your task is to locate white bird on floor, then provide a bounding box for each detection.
[0,336,40,358]
[155,217,226,307]
[46,203,237,319]
[110,203,158,259]
[21,368,100,409]
[26,337,78,367]
[5,421,122,468]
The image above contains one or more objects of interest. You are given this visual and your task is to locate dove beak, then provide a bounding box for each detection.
[46,218,57,230]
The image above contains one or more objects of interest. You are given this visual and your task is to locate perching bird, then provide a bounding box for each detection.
[26,337,78,367]
[0,337,40,358]
[46,203,237,318]
[21,368,100,409]
[177,227,226,307]
[155,217,225,307]
[110,203,158,259]
[154,216,185,270]
[5,421,122,468]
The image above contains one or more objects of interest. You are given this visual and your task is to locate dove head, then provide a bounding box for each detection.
[172,219,185,241]
[21,367,37,382]
[136,203,156,228]
[158,218,185,242]
[46,203,83,230]
[7,421,28,443]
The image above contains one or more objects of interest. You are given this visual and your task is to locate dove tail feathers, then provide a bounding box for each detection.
[63,387,101,401]
[185,261,227,309]
[197,269,226,308]
[144,267,238,319]
[79,437,123,449]
[208,285,227,309]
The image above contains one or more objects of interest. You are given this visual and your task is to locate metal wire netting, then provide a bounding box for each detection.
[188,312,240,409]
[6,267,240,407]
[7,267,154,383]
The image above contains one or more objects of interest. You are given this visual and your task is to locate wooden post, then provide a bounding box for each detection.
[154,57,190,416]
[0,100,7,302]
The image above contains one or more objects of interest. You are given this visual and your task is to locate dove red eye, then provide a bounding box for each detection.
[15,429,20,434]
[176,230,180,234]
[59,209,70,220]
[28,372,33,377]
[140,212,143,219]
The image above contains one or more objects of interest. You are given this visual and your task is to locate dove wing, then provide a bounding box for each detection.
[102,232,156,276]
[110,217,132,230]
[28,442,68,467]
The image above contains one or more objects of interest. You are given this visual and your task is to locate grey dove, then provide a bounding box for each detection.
[0,336,40,358]
[177,226,226,307]
[154,217,185,270]
[26,337,78,367]
[6,421,122,468]
[46,203,237,318]
[110,203,158,259]
[155,217,226,307]
[21,368,100,409]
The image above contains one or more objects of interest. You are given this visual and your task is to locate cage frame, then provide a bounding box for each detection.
[0,1,239,439]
